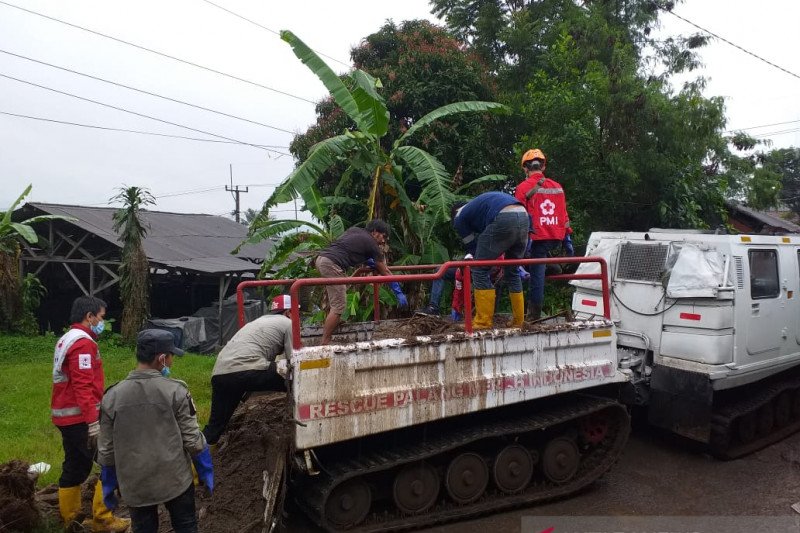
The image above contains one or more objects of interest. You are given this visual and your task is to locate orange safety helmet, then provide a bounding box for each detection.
[520,148,546,168]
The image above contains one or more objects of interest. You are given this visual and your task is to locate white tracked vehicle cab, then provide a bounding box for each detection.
[571,230,800,458]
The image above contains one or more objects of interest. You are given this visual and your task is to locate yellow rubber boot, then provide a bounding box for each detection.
[86,480,130,532]
[58,486,84,530]
[510,291,525,327]
[473,289,496,330]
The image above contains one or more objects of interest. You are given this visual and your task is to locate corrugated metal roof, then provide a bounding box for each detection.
[727,202,800,234]
[24,203,271,274]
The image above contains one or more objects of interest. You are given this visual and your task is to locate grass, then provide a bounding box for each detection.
[0,333,214,487]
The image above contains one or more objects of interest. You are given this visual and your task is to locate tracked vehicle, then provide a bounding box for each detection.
[237,256,631,531]
[572,231,800,459]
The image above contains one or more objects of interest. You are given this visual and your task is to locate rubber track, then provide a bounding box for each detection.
[297,394,630,532]
[710,377,800,459]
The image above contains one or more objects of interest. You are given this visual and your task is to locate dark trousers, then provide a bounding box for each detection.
[130,483,196,533]
[202,367,285,445]
[528,239,561,306]
[57,423,93,487]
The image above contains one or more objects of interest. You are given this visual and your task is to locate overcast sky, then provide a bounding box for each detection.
[2,0,799,219]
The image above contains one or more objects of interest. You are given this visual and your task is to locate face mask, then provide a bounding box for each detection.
[159,354,171,377]
[91,320,105,335]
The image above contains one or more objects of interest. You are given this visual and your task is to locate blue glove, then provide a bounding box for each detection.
[100,465,119,510]
[563,235,575,257]
[450,310,462,322]
[365,258,376,270]
[518,266,530,282]
[388,282,408,307]
[193,446,214,493]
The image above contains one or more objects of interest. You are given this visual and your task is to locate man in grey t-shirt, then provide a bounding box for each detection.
[202,295,293,445]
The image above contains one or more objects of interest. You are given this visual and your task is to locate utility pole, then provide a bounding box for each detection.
[225,164,249,223]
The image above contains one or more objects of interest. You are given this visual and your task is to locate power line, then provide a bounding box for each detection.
[0,71,287,154]
[0,48,299,136]
[197,0,351,68]
[88,185,223,206]
[0,0,319,104]
[0,109,292,152]
[726,118,800,134]
[664,9,800,81]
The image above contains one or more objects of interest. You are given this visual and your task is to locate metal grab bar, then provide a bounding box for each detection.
[236,256,610,349]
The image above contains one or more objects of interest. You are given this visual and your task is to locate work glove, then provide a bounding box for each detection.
[463,253,474,260]
[518,266,531,282]
[364,258,376,270]
[563,234,575,257]
[87,421,100,451]
[450,310,462,322]
[192,445,214,493]
[100,465,119,510]
[388,282,408,307]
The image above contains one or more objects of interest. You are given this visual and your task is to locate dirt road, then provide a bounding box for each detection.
[423,419,800,532]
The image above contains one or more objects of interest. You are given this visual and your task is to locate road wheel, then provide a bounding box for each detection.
[445,453,489,504]
[324,478,371,529]
[493,444,534,494]
[542,437,580,484]
[392,463,439,515]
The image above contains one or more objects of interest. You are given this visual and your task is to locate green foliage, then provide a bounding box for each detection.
[111,186,155,344]
[432,0,743,232]
[1,185,76,332]
[12,273,47,336]
[772,148,800,216]
[247,29,507,306]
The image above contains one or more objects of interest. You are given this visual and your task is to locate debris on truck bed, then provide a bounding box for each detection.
[0,460,41,532]
[371,313,461,340]
[199,393,290,533]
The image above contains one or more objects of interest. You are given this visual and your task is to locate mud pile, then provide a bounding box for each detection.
[372,314,462,341]
[199,393,291,533]
[0,460,40,532]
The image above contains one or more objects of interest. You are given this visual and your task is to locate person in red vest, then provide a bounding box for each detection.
[514,148,574,319]
[52,295,130,532]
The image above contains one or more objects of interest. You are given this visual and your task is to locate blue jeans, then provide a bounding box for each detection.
[130,483,197,533]
[528,240,560,306]
[429,267,458,308]
[473,211,529,291]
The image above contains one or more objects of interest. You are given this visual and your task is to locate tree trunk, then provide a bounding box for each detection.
[0,246,22,331]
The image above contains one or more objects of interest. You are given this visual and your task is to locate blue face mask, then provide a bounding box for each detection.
[160,365,171,378]
[91,320,105,336]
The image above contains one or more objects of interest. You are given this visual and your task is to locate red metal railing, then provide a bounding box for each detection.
[236,256,610,350]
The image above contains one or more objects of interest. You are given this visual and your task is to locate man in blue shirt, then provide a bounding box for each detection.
[451,192,530,329]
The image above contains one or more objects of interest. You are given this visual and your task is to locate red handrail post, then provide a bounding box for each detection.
[289,282,303,350]
[463,265,472,334]
[599,257,611,320]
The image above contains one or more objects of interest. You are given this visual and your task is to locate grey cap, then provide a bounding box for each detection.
[137,329,185,357]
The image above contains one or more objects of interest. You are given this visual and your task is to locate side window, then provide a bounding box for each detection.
[749,249,779,299]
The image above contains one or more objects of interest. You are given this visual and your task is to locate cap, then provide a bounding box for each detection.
[137,329,185,357]
[271,294,292,313]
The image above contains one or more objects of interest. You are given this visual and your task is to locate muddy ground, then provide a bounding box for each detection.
[0,460,40,532]
[423,418,800,532]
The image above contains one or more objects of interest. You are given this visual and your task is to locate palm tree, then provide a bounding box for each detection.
[245,31,509,270]
[111,186,154,344]
[1,184,75,331]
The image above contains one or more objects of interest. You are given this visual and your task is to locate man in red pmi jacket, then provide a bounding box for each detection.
[514,148,574,320]
[52,296,129,532]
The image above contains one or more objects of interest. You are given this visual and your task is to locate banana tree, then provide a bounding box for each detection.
[250,30,508,268]
[1,184,76,331]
